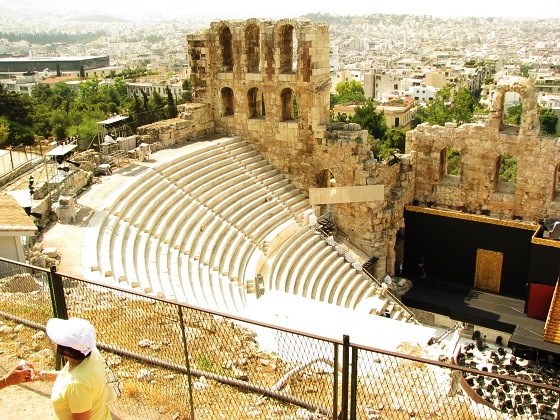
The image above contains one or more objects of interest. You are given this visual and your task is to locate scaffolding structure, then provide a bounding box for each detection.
[43,141,79,200]
[95,115,132,167]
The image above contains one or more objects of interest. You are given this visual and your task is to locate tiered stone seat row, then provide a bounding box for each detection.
[264,226,416,321]
[87,136,414,321]
[89,137,308,313]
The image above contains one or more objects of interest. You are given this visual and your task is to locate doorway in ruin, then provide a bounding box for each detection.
[221,87,234,116]
[474,249,502,293]
[280,88,298,121]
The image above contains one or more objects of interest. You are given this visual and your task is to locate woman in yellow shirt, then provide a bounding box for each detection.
[38,317,111,420]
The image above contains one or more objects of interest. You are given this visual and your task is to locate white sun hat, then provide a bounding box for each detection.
[46,317,96,356]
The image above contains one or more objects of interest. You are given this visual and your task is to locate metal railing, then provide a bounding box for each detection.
[313,215,419,324]
[0,257,558,419]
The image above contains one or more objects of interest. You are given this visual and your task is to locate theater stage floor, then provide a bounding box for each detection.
[402,277,560,358]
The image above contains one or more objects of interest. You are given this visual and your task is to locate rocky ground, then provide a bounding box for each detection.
[0,274,510,420]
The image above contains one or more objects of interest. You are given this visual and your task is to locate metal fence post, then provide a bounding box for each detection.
[350,345,358,420]
[333,342,339,419]
[339,334,350,420]
[178,306,195,420]
[49,266,68,320]
[48,265,68,370]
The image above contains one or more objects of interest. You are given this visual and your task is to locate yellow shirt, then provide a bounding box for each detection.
[51,348,111,420]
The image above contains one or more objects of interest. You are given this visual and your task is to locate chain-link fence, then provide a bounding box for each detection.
[0,257,559,419]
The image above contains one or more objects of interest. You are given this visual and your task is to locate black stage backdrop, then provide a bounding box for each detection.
[403,209,536,299]
[528,242,560,286]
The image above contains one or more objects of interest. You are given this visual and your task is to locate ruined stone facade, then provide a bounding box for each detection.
[408,77,560,221]
[186,19,412,277]
[180,20,560,279]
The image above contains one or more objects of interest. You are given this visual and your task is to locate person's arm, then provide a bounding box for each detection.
[0,365,32,389]
[72,411,91,420]
[36,370,59,382]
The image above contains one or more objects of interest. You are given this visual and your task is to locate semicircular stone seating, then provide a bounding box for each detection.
[85,136,416,322]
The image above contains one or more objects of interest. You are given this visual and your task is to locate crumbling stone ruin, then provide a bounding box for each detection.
[134,19,560,279]
[408,77,560,221]
[186,18,413,278]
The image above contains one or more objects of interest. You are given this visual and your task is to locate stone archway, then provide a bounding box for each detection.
[488,77,539,136]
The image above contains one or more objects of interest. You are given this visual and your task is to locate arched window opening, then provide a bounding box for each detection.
[261,93,266,117]
[279,25,296,74]
[245,25,260,73]
[495,153,517,194]
[503,92,522,127]
[280,89,298,121]
[220,26,233,72]
[247,87,258,119]
[446,147,461,176]
[221,87,234,116]
[554,163,560,200]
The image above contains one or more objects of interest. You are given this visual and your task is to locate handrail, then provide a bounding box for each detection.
[312,220,420,324]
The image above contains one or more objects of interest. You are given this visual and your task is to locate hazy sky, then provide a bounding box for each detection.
[0,0,560,19]
[3,0,560,20]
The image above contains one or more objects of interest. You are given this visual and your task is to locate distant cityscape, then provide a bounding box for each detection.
[0,11,559,131]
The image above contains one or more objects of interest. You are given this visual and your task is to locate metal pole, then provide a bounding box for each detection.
[50,266,68,320]
[48,265,68,370]
[178,306,195,420]
[350,346,358,420]
[333,343,338,420]
[339,334,350,420]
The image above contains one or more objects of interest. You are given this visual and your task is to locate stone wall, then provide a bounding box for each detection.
[407,78,560,222]
[184,18,416,275]
[136,103,214,147]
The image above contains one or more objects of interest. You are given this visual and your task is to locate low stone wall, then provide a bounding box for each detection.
[136,103,214,147]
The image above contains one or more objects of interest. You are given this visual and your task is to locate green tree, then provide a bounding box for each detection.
[166,86,178,118]
[0,85,35,146]
[540,108,558,135]
[384,128,406,152]
[499,154,517,183]
[423,84,453,126]
[447,148,461,176]
[53,124,67,141]
[504,104,522,125]
[150,91,165,109]
[331,80,366,105]
[0,118,9,146]
[5,121,35,146]
[181,79,192,102]
[451,86,475,125]
[0,85,33,126]
[351,99,387,140]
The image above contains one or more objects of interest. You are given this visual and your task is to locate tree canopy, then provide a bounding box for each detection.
[0,77,185,147]
[350,99,388,140]
[540,108,558,135]
[414,84,476,127]
[331,80,366,106]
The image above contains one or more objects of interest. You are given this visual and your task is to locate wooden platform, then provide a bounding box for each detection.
[402,277,560,358]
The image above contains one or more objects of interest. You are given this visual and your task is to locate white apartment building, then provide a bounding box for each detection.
[407,84,438,102]
[331,69,374,98]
